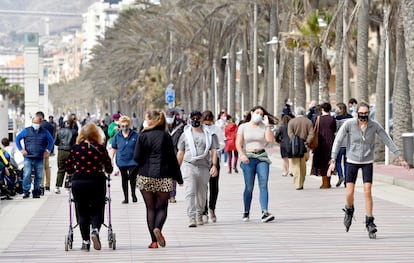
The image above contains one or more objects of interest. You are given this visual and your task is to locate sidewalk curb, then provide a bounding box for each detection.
[375,173,414,191]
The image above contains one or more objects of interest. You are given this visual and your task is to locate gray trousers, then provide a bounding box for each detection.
[181,162,210,219]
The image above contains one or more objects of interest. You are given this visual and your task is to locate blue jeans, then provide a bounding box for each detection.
[240,158,270,212]
[23,157,44,196]
[336,147,347,180]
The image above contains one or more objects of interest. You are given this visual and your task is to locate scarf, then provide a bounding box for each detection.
[183,124,212,162]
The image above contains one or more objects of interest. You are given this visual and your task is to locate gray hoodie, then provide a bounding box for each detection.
[331,118,400,164]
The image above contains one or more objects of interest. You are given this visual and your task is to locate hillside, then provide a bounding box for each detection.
[0,0,97,53]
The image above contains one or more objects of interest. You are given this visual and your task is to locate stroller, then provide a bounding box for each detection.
[64,174,116,251]
[0,150,23,200]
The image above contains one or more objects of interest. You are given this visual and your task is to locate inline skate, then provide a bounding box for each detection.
[342,205,354,232]
[365,216,377,239]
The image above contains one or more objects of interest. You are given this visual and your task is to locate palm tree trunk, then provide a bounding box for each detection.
[374,21,386,162]
[393,3,412,159]
[335,0,344,103]
[320,49,330,103]
[266,1,279,114]
[278,46,289,116]
[288,51,295,107]
[356,0,370,102]
[230,41,237,117]
[240,32,250,115]
[402,0,414,118]
[295,50,306,109]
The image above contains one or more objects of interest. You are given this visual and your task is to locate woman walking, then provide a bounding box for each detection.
[334,103,353,187]
[236,106,278,222]
[275,115,292,177]
[310,102,336,188]
[224,116,238,174]
[133,110,183,248]
[111,115,139,204]
[66,122,113,251]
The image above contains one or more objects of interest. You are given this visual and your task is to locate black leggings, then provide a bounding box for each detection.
[204,157,220,214]
[72,178,106,241]
[119,166,137,201]
[141,190,170,242]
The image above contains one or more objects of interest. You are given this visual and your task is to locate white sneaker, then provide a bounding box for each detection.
[196,214,204,225]
[54,187,61,194]
[202,214,209,224]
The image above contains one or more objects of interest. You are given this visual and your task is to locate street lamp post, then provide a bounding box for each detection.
[267,36,280,117]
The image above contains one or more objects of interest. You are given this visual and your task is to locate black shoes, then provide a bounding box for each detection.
[242,212,249,222]
[23,193,30,199]
[261,212,275,223]
[132,196,137,203]
[91,230,101,250]
[336,178,344,187]
[122,200,128,204]
[33,195,40,198]
[81,241,90,251]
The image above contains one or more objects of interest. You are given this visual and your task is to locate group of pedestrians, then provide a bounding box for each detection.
[11,99,411,248]
[274,98,410,238]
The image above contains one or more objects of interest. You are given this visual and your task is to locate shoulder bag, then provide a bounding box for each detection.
[308,116,320,150]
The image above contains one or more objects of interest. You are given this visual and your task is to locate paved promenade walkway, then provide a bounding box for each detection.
[1,146,414,262]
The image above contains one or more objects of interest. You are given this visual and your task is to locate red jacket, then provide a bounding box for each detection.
[224,123,238,152]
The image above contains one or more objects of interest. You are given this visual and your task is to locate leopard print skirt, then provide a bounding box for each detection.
[137,175,173,192]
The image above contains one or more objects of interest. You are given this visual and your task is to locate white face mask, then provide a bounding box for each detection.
[166,117,174,124]
[252,113,262,123]
[142,120,148,128]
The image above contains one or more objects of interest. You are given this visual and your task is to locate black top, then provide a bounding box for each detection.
[133,126,183,184]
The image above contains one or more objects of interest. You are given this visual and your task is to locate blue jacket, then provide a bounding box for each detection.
[16,126,54,159]
[111,129,139,167]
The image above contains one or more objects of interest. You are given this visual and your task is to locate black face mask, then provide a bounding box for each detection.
[191,120,201,127]
[358,115,369,122]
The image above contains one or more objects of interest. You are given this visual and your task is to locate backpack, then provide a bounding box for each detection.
[287,134,306,158]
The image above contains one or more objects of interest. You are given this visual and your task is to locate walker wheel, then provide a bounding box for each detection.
[112,233,116,250]
[64,235,69,251]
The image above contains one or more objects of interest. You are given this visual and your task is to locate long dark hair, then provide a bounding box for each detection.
[245,106,278,125]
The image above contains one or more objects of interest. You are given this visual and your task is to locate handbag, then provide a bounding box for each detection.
[308,116,320,150]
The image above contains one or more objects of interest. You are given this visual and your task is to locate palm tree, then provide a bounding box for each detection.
[0,76,8,99]
[335,0,344,104]
[356,0,370,102]
[392,1,412,161]
[402,0,414,118]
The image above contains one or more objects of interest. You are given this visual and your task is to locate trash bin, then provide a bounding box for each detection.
[402,133,414,168]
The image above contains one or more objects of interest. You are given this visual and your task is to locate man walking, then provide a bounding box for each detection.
[36,111,55,194]
[287,106,314,190]
[177,111,218,227]
[54,117,78,194]
[15,116,54,198]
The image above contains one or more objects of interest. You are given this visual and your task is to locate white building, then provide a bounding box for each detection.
[81,0,136,64]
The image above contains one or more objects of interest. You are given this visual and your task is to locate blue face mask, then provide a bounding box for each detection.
[32,123,40,130]
[252,113,262,123]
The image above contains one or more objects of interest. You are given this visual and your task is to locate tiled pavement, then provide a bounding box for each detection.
[1,146,414,262]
